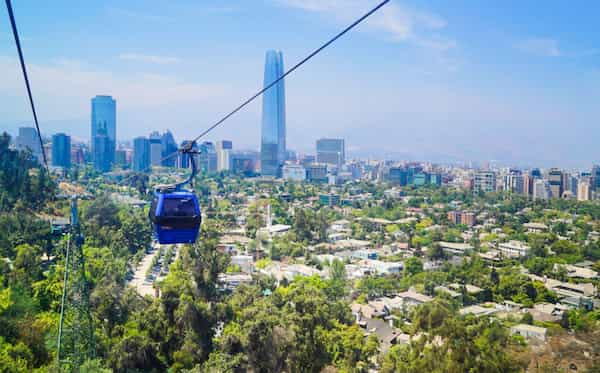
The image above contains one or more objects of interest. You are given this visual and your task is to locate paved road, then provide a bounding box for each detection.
[129,244,161,297]
[128,243,180,297]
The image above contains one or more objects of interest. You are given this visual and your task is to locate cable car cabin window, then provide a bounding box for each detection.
[162,198,196,217]
[155,196,201,230]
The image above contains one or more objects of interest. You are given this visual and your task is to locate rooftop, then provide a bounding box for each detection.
[459,305,498,317]
[438,242,473,251]
[397,290,434,304]
[524,222,549,230]
[511,324,547,334]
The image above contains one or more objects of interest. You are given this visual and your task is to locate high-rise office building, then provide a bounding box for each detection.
[503,169,523,194]
[16,127,42,160]
[577,180,592,201]
[388,167,409,186]
[133,137,150,172]
[93,128,112,172]
[91,95,116,170]
[161,131,178,167]
[533,179,551,200]
[413,173,431,186]
[149,131,162,166]
[282,164,306,181]
[51,133,71,168]
[547,168,563,198]
[563,173,577,196]
[306,164,328,183]
[474,171,496,194]
[592,165,600,191]
[346,162,363,180]
[115,150,128,168]
[447,211,461,225]
[316,138,345,167]
[430,173,442,186]
[71,145,85,165]
[216,140,233,171]
[461,212,476,226]
[522,174,534,196]
[231,151,258,175]
[260,50,286,177]
[199,142,217,173]
[217,140,233,150]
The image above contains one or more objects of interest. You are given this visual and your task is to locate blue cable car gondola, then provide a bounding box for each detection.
[149,145,201,244]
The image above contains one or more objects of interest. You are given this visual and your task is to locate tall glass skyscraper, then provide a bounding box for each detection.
[261,50,286,177]
[16,127,42,161]
[592,165,600,190]
[316,138,345,166]
[52,133,71,168]
[161,131,178,167]
[133,137,150,172]
[93,128,112,172]
[149,131,162,166]
[91,95,116,171]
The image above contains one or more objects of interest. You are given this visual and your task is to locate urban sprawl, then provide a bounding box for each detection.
[4,50,600,371]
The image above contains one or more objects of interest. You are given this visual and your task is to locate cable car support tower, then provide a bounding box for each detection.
[56,196,95,372]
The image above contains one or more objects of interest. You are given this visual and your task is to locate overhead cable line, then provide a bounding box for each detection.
[149,0,390,172]
[5,0,49,171]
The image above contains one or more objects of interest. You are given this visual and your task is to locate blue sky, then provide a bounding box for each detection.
[1,0,599,168]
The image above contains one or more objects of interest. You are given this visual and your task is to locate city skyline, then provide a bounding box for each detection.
[11,122,600,173]
[1,1,599,168]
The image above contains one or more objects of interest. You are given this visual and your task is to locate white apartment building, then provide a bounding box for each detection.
[498,240,530,258]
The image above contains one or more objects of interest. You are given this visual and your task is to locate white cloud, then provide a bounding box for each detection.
[515,38,561,57]
[276,0,453,49]
[119,53,181,65]
[0,56,224,118]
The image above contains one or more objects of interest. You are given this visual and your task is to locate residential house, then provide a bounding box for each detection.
[330,219,351,232]
[529,274,597,298]
[524,222,549,234]
[396,290,434,309]
[554,264,598,280]
[218,273,252,291]
[510,324,547,341]
[361,259,403,275]
[459,305,498,317]
[230,255,254,273]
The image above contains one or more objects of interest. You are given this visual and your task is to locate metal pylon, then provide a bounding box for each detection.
[57,196,95,372]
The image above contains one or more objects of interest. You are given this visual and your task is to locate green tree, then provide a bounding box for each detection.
[327,259,347,300]
[117,209,152,255]
[404,257,423,277]
[11,244,42,288]
[293,208,313,242]
[426,243,446,261]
